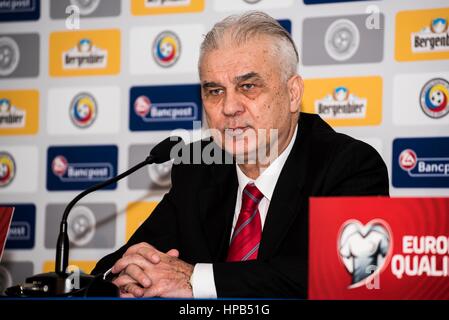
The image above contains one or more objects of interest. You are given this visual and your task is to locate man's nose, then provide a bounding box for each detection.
[222,91,244,117]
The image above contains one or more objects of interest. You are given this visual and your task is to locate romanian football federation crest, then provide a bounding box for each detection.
[152,31,181,68]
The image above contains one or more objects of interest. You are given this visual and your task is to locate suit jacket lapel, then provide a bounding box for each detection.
[258,115,311,260]
[199,163,238,262]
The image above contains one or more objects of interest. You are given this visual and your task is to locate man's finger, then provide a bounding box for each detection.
[136,246,162,264]
[124,283,144,298]
[124,264,152,288]
[112,254,142,274]
[150,253,161,264]
[124,242,154,257]
[112,254,152,274]
[143,285,162,298]
[113,273,145,288]
[166,249,179,258]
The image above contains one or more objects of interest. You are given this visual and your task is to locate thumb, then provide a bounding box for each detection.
[166,249,179,258]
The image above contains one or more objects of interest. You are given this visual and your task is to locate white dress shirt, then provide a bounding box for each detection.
[190,125,298,298]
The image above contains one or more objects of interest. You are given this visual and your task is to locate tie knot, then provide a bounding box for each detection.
[242,183,264,208]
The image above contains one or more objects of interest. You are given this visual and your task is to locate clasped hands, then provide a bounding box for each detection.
[111,242,194,298]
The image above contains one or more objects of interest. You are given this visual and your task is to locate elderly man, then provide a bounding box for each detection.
[92,11,389,298]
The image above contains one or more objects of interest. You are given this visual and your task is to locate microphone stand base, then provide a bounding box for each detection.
[5,272,119,297]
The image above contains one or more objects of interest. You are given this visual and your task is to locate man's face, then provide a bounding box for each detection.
[199,36,302,162]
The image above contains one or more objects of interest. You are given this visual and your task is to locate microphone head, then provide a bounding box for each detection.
[149,136,185,164]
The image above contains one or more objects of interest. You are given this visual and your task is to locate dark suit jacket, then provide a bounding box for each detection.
[91,112,389,298]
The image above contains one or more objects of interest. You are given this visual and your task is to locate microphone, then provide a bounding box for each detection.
[55,135,184,275]
[6,136,185,297]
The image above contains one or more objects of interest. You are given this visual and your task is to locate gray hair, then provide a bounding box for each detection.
[199,11,299,81]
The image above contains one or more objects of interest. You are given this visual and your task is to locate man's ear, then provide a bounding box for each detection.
[287,74,304,113]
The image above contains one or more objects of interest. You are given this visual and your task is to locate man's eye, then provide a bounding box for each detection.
[241,83,255,91]
[209,89,224,96]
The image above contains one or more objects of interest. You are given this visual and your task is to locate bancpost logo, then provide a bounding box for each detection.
[51,154,111,182]
[47,145,118,191]
[126,202,158,242]
[0,152,15,188]
[131,0,204,15]
[420,78,449,119]
[49,29,120,77]
[69,92,97,128]
[0,90,39,135]
[2,204,36,249]
[302,76,382,127]
[130,84,202,131]
[0,0,39,22]
[152,31,181,68]
[134,96,196,121]
[393,137,449,188]
[338,219,392,289]
[398,149,449,178]
[396,8,449,61]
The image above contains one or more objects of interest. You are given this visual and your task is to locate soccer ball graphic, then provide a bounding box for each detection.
[420,79,449,118]
[76,102,90,119]
[160,41,174,57]
[332,28,352,53]
[430,90,444,107]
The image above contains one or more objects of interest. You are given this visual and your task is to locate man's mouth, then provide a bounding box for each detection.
[224,126,249,137]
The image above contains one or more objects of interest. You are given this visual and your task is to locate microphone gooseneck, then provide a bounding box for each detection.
[55,136,184,276]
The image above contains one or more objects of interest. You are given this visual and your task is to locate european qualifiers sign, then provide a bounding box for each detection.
[309,197,449,300]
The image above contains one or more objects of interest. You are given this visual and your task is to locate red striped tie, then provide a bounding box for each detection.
[226,183,264,262]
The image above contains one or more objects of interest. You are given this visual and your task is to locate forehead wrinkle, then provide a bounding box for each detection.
[234,72,263,84]
[200,41,278,85]
[201,59,241,83]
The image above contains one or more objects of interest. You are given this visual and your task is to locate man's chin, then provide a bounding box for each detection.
[223,144,259,164]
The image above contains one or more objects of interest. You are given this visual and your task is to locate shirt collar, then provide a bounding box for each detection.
[236,124,298,201]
